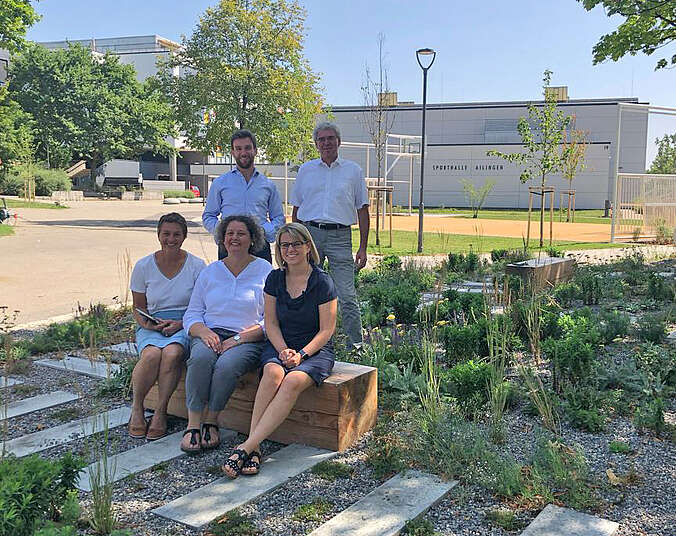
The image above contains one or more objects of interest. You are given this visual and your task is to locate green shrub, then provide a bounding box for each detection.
[375,254,402,274]
[441,360,493,417]
[654,218,673,244]
[598,309,630,344]
[563,385,606,432]
[635,343,676,386]
[0,453,84,536]
[310,460,354,481]
[208,510,259,536]
[609,440,631,454]
[647,272,675,301]
[439,323,485,363]
[292,498,332,522]
[403,518,439,536]
[26,304,112,354]
[634,313,667,344]
[0,173,24,195]
[96,357,138,398]
[163,189,195,199]
[634,396,666,436]
[444,250,483,274]
[490,249,509,262]
[6,165,71,196]
[543,313,601,392]
[553,281,580,307]
[576,271,601,305]
[546,246,564,257]
[33,525,78,536]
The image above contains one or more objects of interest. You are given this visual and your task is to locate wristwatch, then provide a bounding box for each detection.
[233,334,241,344]
[298,349,307,361]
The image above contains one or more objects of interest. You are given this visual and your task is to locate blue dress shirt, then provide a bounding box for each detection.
[202,168,285,243]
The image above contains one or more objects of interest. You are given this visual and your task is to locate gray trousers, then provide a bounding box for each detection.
[305,225,363,348]
[185,337,264,413]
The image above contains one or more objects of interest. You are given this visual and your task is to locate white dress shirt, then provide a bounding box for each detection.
[291,158,369,226]
[183,258,272,334]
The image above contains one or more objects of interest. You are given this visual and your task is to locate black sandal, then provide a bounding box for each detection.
[180,428,202,454]
[241,450,261,475]
[222,448,248,479]
[201,423,220,450]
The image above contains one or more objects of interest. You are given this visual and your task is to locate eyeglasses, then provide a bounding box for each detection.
[279,241,307,250]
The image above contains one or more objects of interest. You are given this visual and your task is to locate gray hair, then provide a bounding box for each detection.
[313,121,341,143]
[214,214,265,253]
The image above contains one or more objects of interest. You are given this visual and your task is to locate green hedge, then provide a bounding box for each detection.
[0,165,70,196]
[163,190,195,198]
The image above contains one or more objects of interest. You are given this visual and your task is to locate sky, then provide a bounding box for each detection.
[25,0,676,160]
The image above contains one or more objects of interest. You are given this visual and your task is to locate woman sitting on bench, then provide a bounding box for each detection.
[181,215,272,454]
[128,212,206,440]
[222,222,337,478]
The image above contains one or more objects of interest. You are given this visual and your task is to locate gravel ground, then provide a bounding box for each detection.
[3,325,675,535]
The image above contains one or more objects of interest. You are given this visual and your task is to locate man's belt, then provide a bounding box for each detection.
[304,220,350,230]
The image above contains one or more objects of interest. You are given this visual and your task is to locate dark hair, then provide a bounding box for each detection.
[215,214,265,253]
[230,129,257,150]
[157,212,188,237]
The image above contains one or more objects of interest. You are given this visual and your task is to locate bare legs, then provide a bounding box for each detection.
[130,343,184,438]
[223,364,314,477]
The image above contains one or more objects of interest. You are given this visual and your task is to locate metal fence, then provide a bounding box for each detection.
[612,173,676,240]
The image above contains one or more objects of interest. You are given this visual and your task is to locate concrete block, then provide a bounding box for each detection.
[102,342,137,355]
[520,504,619,536]
[4,406,133,458]
[35,356,120,379]
[77,428,235,491]
[152,444,337,529]
[1,391,80,420]
[0,376,23,388]
[308,471,456,536]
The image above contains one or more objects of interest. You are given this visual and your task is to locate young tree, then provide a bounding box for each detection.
[648,133,676,174]
[580,0,676,70]
[360,33,395,245]
[488,70,573,247]
[460,178,495,218]
[9,43,175,179]
[0,0,40,52]
[156,0,323,163]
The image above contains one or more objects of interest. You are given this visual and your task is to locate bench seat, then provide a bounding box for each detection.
[144,361,378,451]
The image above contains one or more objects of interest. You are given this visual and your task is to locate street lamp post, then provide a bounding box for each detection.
[416,47,436,253]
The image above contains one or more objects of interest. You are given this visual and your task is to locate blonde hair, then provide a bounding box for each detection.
[274,222,320,268]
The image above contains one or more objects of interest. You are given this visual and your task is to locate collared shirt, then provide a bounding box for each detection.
[183,258,272,335]
[202,167,285,243]
[290,157,369,226]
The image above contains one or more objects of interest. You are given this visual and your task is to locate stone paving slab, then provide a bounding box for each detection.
[152,444,338,529]
[520,504,619,536]
[35,356,120,379]
[102,342,137,355]
[1,391,80,420]
[77,428,238,491]
[0,376,23,388]
[4,406,133,458]
[308,470,457,536]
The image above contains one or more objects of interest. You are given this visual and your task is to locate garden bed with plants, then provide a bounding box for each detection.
[1,249,674,536]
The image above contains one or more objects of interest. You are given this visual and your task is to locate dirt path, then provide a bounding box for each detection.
[2,200,611,326]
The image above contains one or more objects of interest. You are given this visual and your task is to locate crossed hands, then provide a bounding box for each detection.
[198,327,240,354]
[149,319,182,337]
[278,348,301,369]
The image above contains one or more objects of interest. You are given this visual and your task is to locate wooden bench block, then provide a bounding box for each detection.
[144,361,377,451]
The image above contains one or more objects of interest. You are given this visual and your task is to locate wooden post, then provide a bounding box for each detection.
[571,191,575,222]
[526,191,533,247]
[549,190,554,246]
[388,189,393,248]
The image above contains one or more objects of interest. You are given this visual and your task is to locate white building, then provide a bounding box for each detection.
[328,93,648,210]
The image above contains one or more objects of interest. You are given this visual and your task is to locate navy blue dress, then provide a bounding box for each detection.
[259,265,337,385]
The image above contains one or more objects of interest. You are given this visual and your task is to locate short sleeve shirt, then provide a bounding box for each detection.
[264,265,337,350]
[290,158,369,226]
[130,252,206,314]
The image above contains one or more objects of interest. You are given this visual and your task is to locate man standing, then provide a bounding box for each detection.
[291,121,369,348]
[202,129,285,262]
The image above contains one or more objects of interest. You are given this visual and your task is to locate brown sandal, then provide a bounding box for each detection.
[146,414,168,441]
[128,417,148,439]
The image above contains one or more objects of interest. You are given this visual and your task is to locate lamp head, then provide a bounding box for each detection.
[416,48,436,70]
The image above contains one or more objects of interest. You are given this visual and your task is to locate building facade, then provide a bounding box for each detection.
[328,96,648,209]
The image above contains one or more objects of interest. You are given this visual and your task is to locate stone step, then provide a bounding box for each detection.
[77,428,237,492]
[520,504,619,536]
[308,470,456,536]
[102,342,137,355]
[35,356,120,379]
[152,444,338,529]
[4,405,133,458]
[0,376,23,388]
[1,391,80,420]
